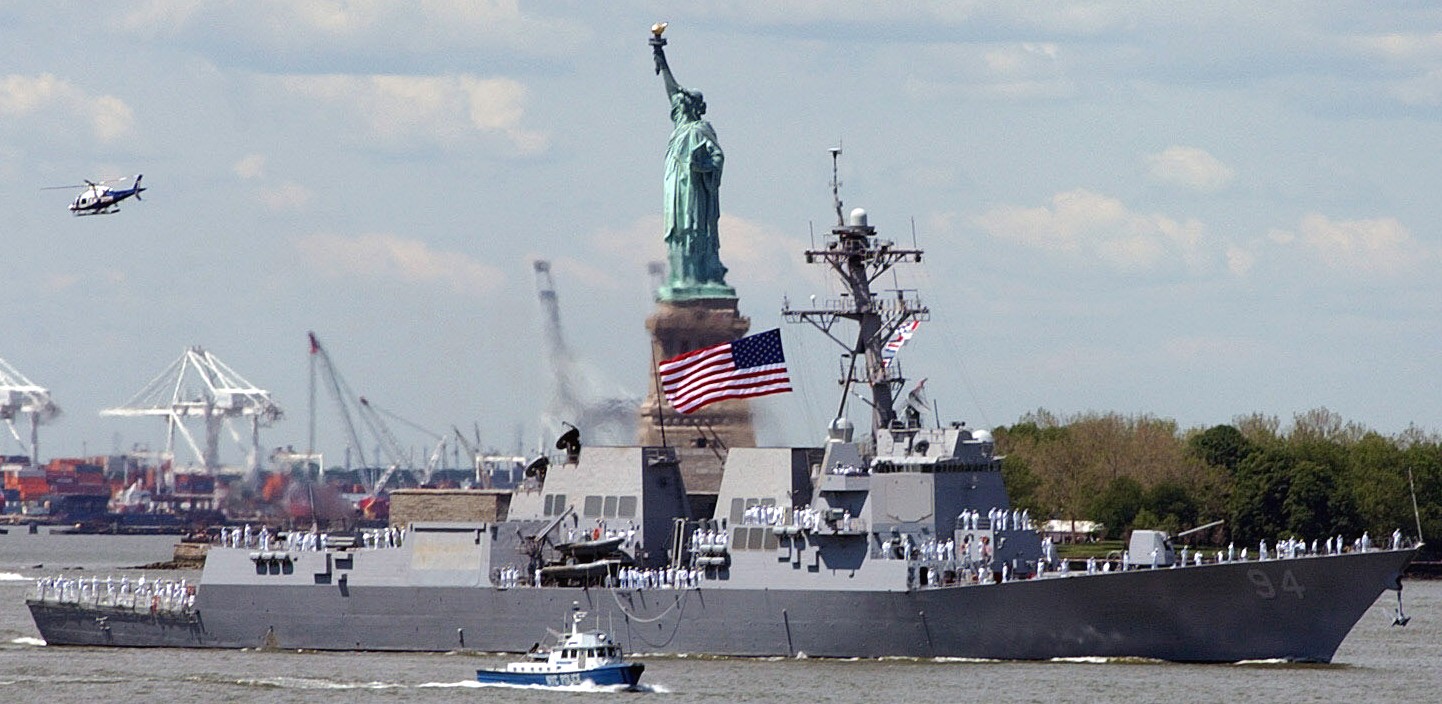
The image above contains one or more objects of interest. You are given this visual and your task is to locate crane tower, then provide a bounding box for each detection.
[0,357,61,469]
[102,346,283,479]
[532,260,638,445]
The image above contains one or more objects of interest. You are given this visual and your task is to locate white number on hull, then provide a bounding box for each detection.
[1247,568,1304,599]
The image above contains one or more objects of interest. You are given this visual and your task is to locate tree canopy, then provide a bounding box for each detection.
[993,408,1438,550]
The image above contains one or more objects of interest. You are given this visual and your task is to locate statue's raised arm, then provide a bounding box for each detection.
[650,22,681,98]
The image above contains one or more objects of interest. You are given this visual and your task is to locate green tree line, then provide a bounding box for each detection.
[993,408,1440,551]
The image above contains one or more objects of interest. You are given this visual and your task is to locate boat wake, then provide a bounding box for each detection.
[1048,656,1167,665]
[0,572,30,581]
[9,637,46,647]
[1232,658,1345,669]
[232,676,404,690]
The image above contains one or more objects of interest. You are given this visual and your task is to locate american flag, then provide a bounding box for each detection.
[659,328,792,414]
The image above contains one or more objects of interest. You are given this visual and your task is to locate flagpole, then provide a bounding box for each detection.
[650,343,669,448]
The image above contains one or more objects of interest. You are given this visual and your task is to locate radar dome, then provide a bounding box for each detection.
[970,428,994,443]
[848,208,868,227]
[827,417,855,442]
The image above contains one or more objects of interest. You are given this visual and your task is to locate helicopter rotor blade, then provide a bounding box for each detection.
[40,184,85,190]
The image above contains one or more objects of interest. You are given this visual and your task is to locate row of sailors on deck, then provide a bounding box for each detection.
[33,575,194,611]
[618,566,702,590]
[219,524,270,549]
[495,564,705,590]
[361,527,405,549]
[739,504,826,531]
[883,535,960,562]
[691,528,730,549]
[567,523,639,551]
[496,565,536,588]
[1075,531,1396,575]
[957,508,1032,532]
[220,526,408,552]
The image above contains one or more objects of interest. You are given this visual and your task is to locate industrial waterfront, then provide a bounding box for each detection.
[2,529,1439,703]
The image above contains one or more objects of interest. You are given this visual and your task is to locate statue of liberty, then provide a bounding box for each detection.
[650,23,735,301]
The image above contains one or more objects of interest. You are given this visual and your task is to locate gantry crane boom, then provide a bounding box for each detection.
[307,333,370,471]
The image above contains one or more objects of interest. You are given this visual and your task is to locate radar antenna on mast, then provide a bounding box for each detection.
[783,150,929,432]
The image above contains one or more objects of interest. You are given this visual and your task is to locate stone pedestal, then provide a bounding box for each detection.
[638,298,757,493]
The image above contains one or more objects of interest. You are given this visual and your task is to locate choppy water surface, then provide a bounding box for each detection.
[2,528,1440,703]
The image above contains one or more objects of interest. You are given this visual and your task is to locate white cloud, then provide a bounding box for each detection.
[1279,214,1432,277]
[1352,31,1442,64]
[0,74,134,141]
[233,154,310,210]
[1224,244,1255,276]
[294,232,505,295]
[1146,146,1234,192]
[974,189,1214,274]
[233,154,266,179]
[1385,67,1442,106]
[118,0,579,64]
[1350,31,1442,105]
[903,41,1077,101]
[273,73,547,153]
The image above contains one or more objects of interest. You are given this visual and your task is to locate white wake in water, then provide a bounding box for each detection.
[10,637,46,647]
[234,676,403,690]
[0,572,30,581]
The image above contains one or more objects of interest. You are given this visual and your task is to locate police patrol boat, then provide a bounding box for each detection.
[474,603,644,689]
[26,158,1420,663]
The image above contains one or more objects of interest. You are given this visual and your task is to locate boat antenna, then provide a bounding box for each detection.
[1407,464,1424,544]
[830,145,844,227]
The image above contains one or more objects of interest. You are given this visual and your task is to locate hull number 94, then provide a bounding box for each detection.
[1247,568,1305,599]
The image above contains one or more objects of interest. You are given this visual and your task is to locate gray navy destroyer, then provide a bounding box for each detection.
[26,159,1420,661]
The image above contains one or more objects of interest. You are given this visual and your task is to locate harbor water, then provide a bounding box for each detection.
[2,528,1440,703]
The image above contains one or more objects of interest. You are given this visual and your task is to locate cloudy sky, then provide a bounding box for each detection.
[3,2,1441,468]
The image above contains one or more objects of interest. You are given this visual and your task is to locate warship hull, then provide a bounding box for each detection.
[28,546,1414,662]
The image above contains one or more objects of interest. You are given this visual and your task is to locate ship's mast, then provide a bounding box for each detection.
[783,149,929,433]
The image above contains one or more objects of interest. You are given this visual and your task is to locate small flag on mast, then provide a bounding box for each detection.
[659,328,792,414]
[882,320,921,369]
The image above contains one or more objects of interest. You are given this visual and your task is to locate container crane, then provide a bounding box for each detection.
[102,346,282,481]
[0,357,60,469]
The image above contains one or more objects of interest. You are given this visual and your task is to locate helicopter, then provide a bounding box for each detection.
[43,174,146,215]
